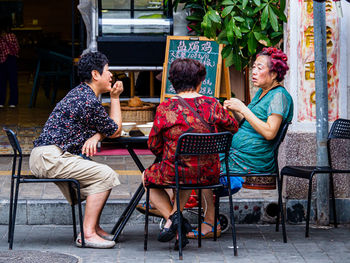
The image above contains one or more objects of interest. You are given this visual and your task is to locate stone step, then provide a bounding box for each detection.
[1,198,350,226]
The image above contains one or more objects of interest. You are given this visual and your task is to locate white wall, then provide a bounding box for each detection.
[286,0,349,132]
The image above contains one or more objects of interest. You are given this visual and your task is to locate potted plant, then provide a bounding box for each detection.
[173,0,287,71]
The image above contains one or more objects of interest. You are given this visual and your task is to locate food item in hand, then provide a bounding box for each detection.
[128,96,143,107]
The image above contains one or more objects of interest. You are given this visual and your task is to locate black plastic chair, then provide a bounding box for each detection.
[280,118,350,237]
[3,128,85,249]
[144,132,236,260]
[226,122,290,244]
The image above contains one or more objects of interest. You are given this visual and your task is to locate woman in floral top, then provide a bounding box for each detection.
[142,58,238,249]
[30,52,123,249]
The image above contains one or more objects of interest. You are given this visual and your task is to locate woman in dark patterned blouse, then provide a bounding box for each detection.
[142,58,238,249]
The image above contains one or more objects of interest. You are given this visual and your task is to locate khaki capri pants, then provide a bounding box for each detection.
[29,145,120,204]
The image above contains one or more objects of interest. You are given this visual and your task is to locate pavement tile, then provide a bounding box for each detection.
[0,224,350,262]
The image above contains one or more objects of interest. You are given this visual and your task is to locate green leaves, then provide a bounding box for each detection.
[182,0,286,71]
[268,6,278,32]
[248,32,257,55]
[222,6,234,17]
[261,5,268,30]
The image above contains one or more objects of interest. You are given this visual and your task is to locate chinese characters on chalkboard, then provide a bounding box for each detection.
[162,37,222,100]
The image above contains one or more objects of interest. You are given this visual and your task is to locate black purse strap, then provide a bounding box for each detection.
[175,96,214,132]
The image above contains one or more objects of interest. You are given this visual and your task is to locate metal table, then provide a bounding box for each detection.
[108,136,154,241]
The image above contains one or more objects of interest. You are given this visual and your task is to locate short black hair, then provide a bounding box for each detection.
[78,51,109,83]
[168,58,206,93]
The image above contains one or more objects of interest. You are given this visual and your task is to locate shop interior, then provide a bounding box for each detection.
[0,0,166,127]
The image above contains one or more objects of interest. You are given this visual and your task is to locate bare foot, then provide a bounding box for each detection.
[96,225,110,237]
[81,231,109,243]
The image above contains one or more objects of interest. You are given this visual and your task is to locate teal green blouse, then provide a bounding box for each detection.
[221,86,293,175]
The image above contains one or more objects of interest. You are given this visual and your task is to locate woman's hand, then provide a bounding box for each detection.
[224,98,248,114]
[224,99,282,140]
[110,81,123,99]
[82,133,104,157]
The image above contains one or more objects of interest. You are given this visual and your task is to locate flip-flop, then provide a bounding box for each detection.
[186,221,221,239]
[136,202,163,218]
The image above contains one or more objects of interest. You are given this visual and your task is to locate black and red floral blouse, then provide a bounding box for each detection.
[34,83,118,155]
[144,96,238,186]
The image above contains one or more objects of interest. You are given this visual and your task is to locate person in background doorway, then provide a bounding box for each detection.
[0,18,19,108]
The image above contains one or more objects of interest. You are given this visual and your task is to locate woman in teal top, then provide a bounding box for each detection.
[187,47,293,239]
[222,47,293,189]
[223,85,293,175]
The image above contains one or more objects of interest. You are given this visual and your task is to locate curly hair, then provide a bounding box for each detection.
[257,47,289,82]
[168,58,206,93]
[78,51,109,83]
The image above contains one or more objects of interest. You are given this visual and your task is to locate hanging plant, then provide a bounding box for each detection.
[173,0,287,71]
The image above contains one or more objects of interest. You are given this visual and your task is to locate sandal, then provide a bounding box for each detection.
[186,221,221,239]
[136,202,163,218]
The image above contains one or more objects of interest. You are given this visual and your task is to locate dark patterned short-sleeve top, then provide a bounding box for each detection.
[34,83,118,155]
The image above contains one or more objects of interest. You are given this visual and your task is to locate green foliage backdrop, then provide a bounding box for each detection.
[173,0,286,71]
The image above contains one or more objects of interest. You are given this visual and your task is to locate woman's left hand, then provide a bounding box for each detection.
[224,98,247,114]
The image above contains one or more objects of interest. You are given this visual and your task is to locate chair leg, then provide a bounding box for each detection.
[276,176,282,232]
[228,191,237,256]
[75,183,85,247]
[9,180,20,250]
[277,176,287,243]
[8,177,15,243]
[214,193,219,241]
[176,188,183,260]
[305,177,313,238]
[330,174,337,228]
[68,183,77,240]
[144,187,150,251]
[198,189,202,248]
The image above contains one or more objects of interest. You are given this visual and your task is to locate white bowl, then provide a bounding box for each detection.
[122,122,137,133]
[136,124,153,136]
[146,122,154,126]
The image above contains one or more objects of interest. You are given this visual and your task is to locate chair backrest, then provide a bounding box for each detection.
[3,128,22,156]
[175,132,233,158]
[3,128,23,178]
[327,118,350,167]
[272,122,290,172]
[328,118,350,140]
[273,122,290,153]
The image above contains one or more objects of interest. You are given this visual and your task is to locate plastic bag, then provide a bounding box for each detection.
[217,175,244,197]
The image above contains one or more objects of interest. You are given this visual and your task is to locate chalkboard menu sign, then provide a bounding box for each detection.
[161,36,224,101]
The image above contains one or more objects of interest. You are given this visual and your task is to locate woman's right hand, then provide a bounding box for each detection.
[110,81,124,99]
[223,98,247,115]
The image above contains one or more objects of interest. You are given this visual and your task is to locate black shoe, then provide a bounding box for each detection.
[182,216,192,234]
[157,211,180,242]
[174,235,189,251]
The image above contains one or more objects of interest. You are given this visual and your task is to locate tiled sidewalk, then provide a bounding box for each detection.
[1,224,350,262]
